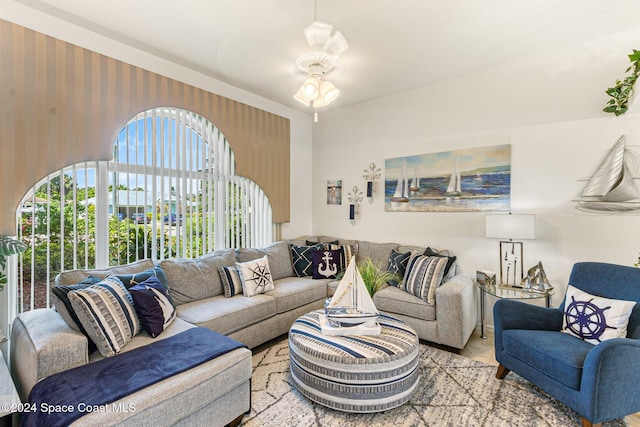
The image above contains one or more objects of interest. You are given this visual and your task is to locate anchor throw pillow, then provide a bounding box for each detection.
[236,255,274,297]
[561,285,636,345]
[311,249,345,279]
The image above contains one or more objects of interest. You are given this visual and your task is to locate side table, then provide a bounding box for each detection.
[476,282,554,339]
[0,349,20,427]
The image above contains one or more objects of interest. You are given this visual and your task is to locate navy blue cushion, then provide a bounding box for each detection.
[386,250,411,286]
[289,243,323,277]
[116,266,174,307]
[311,249,344,279]
[129,276,176,338]
[423,247,457,279]
[502,329,594,390]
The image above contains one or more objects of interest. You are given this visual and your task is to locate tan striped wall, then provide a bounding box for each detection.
[0,19,290,235]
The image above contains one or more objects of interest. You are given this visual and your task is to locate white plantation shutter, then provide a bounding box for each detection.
[17,107,273,312]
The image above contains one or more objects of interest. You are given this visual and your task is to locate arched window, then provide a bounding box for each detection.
[17,107,272,312]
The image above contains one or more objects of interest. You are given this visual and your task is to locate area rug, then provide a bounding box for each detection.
[240,336,625,427]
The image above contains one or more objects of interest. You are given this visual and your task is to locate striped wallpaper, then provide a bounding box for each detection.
[0,19,290,235]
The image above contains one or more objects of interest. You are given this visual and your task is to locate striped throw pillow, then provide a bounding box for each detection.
[68,276,141,357]
[218,266,243,297]
[401,254,448,305]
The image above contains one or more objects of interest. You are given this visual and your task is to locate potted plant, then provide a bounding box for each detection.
[0,236,28,293]
[357,258,401,297]
[603,49,640,116]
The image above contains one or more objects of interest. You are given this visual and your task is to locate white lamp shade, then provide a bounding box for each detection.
[314,80,339,107]
[486,214,535,240]
[301,76,319,98]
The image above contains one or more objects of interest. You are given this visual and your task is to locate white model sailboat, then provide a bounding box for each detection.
[576,135,640,212]
[445,156,462,196]
[325,256,379,328]
[391,159,410,202]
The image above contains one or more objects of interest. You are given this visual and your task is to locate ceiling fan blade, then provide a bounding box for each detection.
[304,22,333,48]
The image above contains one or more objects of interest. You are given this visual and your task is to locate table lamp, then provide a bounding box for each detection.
[486,213,535,286]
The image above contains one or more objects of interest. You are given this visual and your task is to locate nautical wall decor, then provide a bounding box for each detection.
[384,144,511,212]
[348,186,363,224]
[363,162,382,202]
[575,135,640,213]
[327,179,342,205]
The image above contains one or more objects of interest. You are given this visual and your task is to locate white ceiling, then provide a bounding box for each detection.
[14,0,640,113]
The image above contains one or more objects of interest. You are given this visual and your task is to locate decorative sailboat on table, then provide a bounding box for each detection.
[321,256,381,336]
[576,135,640,212]
[391,159,410,202]
[445,156,462,196]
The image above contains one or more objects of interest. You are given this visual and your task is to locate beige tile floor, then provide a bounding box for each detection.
[462,328,640,427]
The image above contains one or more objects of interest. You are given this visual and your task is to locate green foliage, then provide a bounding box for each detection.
[603,49,640,116]
[357,258,401,297]
[0,236,28,292]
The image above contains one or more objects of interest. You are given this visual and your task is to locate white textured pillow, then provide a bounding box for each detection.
[562,285,636,345]
[68,276,141,357]
[236,255,274,297]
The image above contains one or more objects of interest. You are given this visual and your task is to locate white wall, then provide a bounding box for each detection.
[312,28,640,323]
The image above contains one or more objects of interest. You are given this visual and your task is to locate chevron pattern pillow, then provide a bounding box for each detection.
[289,243,323,277]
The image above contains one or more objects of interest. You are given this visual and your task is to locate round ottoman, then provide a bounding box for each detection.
[288,310,420,413]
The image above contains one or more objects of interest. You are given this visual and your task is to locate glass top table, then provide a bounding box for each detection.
[476,282,554,339]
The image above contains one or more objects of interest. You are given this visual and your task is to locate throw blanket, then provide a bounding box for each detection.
[23,327,246,427]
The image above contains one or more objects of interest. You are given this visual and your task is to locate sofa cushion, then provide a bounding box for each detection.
[502,329,593,390]
[176,294,276,335]
[236,256,274,297]
[218,266,243,297]
[236,241,295,280]
[423,247,457,281]
[386,249,411,286]
[55,259,155,286]
[289,243,323,277]
[114,266,175,306]
[129,276,177,338]
[68,276,141,357]
[265,277,329,314]
[373,285,436,321]
[402,254,448,305]
[561,285,636,345]
[158,249,236,305]
[311,249,344,279]
[356,241,399,267]
[326,243,358,268]
[50,276,102,332]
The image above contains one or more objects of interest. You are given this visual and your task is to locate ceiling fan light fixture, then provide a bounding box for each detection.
[301,75,320,98]
[317,80,339,106]
[304,22,333,49]
[324,31,348,56]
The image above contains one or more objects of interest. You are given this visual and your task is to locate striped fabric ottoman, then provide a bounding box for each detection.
[288,310,420,413]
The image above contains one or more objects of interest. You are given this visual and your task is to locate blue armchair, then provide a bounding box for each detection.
[494,262,640,427]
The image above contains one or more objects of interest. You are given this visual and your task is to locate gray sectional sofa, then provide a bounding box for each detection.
[10,236,476,426]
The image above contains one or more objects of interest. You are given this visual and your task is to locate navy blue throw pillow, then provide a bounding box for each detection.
[289,243,323,277]
[116,266,175,307]
[311,249,345,279]
[386,250,411,286]
[423,247,457,279]
[129,276,176,338]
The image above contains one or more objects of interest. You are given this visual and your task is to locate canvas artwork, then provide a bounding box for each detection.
[327,179,342,205]
[385,144,511,212]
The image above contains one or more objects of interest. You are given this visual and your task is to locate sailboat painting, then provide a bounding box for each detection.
[385,144,511,212]
[575,135,640,212]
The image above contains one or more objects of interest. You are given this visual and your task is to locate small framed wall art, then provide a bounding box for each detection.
[327,179,342,205]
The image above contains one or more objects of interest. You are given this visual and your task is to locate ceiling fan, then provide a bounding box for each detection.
[293,1,348,122]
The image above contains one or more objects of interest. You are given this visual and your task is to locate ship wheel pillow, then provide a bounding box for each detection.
[561,285,636,345]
